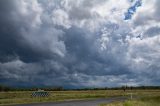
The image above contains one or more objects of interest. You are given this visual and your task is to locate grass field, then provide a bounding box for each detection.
[0,90,160,105]
[100,90,160,106]
[0,90,124,105]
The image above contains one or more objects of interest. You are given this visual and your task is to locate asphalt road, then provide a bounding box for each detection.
[11,97,127,106]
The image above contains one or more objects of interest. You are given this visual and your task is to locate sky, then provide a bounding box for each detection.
[0,0,160,88]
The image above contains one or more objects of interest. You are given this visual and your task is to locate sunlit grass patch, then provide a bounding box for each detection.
[100,90,160,106]
[100,100,160,106]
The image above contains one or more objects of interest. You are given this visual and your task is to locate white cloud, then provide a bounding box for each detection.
[52,9,71,29]
[127,36,160,74]
[14,0,43,28]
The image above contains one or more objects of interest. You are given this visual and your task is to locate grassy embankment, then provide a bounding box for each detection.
[100,90,160,106]
[0,90,124,105]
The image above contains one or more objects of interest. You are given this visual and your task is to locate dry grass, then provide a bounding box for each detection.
[1,90,160,105]
[101,101,151,106]
[0,90,124,105]
[100,90,160,106]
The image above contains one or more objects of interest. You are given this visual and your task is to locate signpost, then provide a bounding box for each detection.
[127,93,133,100]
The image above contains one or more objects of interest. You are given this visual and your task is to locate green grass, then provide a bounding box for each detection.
[0,90,124,105]
[1,90,160,106]
[100,90,160,106]
[101,101,153,106]
[101,99,160,106]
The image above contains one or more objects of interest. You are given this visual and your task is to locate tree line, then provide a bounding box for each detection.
[0,85,63,92]
[0,85,160,92]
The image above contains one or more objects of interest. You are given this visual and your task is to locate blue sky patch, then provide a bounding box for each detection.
[124,0,142,20]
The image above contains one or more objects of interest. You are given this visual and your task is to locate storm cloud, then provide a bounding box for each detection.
[0,0,160,88]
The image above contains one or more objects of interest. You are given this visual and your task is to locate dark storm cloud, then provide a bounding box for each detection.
[0,0,66,63]
[62,26,132,76]
[0,0,44,62]
[0,0,160,88]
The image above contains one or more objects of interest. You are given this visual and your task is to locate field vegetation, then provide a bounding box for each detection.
[0,85,160,105]
[0,90,124,105]
[100,90,160,106]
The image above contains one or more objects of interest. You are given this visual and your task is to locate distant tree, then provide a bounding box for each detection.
[0,85,11,92]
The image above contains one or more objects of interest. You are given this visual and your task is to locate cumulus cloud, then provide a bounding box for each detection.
[0,0,160,88]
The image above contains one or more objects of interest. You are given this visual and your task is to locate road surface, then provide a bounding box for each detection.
[11,97,127,106]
